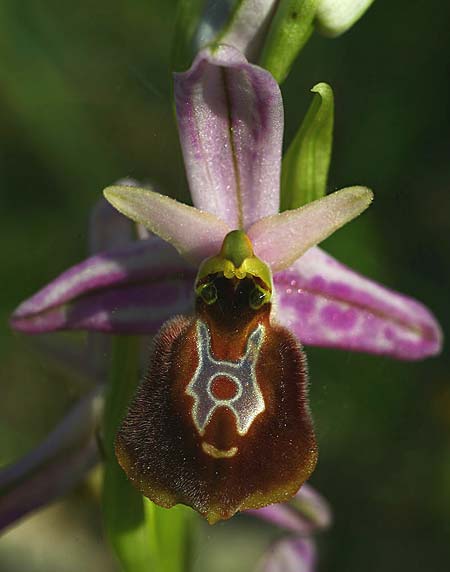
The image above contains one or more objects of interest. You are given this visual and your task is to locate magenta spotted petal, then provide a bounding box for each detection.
[174,45,283,229]
[274,247,442,360]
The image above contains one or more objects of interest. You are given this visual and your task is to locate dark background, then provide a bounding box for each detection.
[1,0,449,570]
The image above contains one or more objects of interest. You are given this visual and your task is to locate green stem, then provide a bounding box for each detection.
[102,336,154,571]
[102,335,195,572]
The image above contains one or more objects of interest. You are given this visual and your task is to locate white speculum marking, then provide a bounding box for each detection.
[186,320,266,436]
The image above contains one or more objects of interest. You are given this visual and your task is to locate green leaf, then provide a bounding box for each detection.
[103,452,155,571]
[281,82,334,211]
[259,0,318,84]
[102,336,155,572]
[146,500,195,572]
[171,0,207,72]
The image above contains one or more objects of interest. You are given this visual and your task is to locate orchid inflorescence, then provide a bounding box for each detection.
[4,1,442,571]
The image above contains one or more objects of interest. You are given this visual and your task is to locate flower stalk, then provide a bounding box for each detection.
[102,335,154,571]
[102,335,194,571]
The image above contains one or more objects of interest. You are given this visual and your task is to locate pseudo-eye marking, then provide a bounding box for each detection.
[186,321,266,437]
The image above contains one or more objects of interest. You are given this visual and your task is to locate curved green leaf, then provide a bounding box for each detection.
[281,82,334,211]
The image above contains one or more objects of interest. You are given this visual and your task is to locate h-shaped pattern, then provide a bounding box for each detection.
[186,320,266,436]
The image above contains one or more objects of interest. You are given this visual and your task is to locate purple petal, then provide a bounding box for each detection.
[248,483,331,534]
[174,45,282,229]
[274,247,443,360]
[248,186,373,272]
[11,281,194,334]
[260,538,316,572]
[104,185,230,264]
[11,237,196,334]
[0,391,100,532]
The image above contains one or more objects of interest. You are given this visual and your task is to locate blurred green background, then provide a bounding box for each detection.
[1,0,449,570]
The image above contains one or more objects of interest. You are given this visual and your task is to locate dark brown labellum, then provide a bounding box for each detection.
[115,276,317,523]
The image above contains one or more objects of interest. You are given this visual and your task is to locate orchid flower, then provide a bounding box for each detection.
[10,44,441,522]
[95,47,440,524]
[11,46,441,362]
[5,0,442,569]
[4,195,331,571]
[7,41,442,568]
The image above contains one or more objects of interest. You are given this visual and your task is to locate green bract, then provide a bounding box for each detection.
[281,82,334,211]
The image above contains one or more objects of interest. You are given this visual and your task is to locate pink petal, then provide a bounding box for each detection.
[261,538,316,572]
[174,45,282,229]
[274,247,443,360]
[103,185,230,265]
[11,282,194,334]
[247,483,331,534]
[11,237,195,334]
[248,186,373,272]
